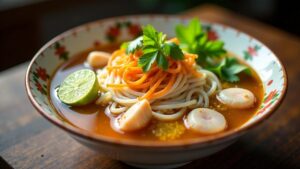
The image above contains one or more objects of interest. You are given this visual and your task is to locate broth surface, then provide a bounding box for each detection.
[49,44,264,141]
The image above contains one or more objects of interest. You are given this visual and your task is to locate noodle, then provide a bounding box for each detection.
[96,48,222,121]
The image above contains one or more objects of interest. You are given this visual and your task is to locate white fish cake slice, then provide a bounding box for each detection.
[186,108,227,134]
[217,88,256,109]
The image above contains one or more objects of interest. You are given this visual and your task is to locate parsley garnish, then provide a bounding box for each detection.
[176,18,250,82]
[126,36,142,54]
[176,18,226,65]
[207,57,250,82]
[125,25,184,72]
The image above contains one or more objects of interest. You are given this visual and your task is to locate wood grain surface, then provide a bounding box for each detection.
[0,4,299,169]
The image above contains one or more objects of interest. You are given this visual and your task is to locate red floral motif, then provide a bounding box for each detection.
[243,45,261,60]
[257,102,272,115]
[109,27,120,37]
[257,89,279,115]
[128,24,142,37]
[207,30,218,41]
[264,89,278,103]
[55,46,66,56]
[247,47,257,56]
[93,40,101,47]
[54,42,69,60]
[106,21,142,42]
[35,67,49,81]
[106,26,120,41]
[203,25,219,41]
[32,66,49,95]
[35,82,43,93]
[267,80,273,86]
[34,81,47,95]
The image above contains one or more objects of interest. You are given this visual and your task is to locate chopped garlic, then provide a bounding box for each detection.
[152,121,185,140]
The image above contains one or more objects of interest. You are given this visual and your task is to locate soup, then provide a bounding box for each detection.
[49,20,263,141]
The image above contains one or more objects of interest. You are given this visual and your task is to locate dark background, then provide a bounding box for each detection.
[0,0,299,71]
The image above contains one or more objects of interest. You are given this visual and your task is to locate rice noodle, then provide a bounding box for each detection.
[95,49,222,121]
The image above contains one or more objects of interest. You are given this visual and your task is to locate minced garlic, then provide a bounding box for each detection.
[152,121,185,140]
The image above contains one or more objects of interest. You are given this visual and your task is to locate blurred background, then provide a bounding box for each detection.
[0,0,298,71]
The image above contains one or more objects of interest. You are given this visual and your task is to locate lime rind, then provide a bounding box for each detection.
[58,69,99,106]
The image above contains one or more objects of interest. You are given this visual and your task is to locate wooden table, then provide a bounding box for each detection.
[1,4,299,169]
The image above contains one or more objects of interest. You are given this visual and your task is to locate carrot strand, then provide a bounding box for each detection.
[105,47,202,99]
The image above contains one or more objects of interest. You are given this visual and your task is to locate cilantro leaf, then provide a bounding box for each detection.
[175,19,250,82]
[162,42,184,60]
[156,52,168,70]
[126,36,143,54]
[138,52,158,72]
[123,25,184,72]
[175,18,201,46]
[206,57,250,82]
[176,19,226,65]
[143,25,158,42]
[196,39,226,65]
[138,25,184,71]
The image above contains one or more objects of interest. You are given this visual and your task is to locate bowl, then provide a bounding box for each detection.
[25,15,287,169]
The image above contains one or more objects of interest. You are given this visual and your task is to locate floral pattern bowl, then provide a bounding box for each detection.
[25,15,287,169]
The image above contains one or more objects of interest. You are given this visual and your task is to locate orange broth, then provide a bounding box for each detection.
[49,44,264,141]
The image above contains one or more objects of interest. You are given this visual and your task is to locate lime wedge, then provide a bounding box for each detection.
[58,69,99,106]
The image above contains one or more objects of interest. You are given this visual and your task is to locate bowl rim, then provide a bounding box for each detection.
[25,14,288,148]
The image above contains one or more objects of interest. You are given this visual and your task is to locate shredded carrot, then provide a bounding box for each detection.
[124,73,148,85]
[182,61,202,78]
[140,72,166,100]
[105,45,202,100]
[167,61,182,74]
[152,73,176,98]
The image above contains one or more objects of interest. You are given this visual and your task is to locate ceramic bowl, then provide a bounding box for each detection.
[25,15,287,169]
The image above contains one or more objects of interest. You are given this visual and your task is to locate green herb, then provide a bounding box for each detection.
[120,42,129,50]
[176,18,250,82]
[206,57,250,82]
[162,42,184,60]
[126,25,184,72]
[125,36,143,54]
[176,19,226,64]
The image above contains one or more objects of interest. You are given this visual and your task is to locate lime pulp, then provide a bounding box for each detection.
[57,69,99,106]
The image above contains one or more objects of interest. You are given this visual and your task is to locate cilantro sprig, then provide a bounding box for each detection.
[126,36,143,54]
[175,18,250,82]
[176,19,226,65]
[207,57,251,82]
[123,20,250,82]
[125,25,184,72]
